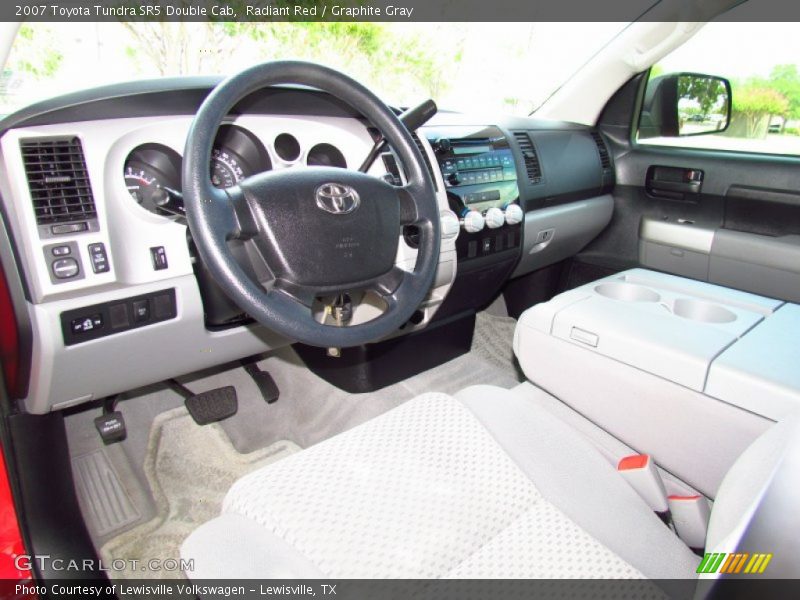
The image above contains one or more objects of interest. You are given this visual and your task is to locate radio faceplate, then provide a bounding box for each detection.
[426,126,520,213]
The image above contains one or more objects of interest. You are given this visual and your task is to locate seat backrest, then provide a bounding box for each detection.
[705,416,800,577]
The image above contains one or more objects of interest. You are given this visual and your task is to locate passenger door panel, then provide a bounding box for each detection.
[582,76,800,303]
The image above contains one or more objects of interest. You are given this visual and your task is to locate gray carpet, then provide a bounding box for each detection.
[99,407,298,580]
[68,310,522,576]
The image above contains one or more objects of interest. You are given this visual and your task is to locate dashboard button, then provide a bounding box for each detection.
[88,243,109,273]
[153,293,176,319]
[132,299,150,323]
[150,246,168,271]
[71,314,103,334]
[52,257,80,279]
[51,245,71,256]
[109,303,130,329]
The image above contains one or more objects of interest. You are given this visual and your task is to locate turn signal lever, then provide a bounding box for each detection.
[359,99,438,173]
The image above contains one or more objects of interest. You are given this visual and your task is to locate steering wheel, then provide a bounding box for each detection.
[183,61,440,348]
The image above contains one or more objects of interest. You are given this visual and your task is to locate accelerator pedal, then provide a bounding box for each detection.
[241,358,280,404]
[167,380,238,425]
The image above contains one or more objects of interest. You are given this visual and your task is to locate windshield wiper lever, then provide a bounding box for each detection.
[359,98,438,173]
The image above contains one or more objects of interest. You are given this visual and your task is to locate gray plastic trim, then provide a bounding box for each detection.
[639,217,716,254]
[711,230,800,274]
[512,195,613,278]
[709,230,800,303]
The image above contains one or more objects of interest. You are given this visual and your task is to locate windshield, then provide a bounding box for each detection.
[1,22,627,117]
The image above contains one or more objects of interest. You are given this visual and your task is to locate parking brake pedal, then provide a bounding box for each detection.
[167,380,238,425]
[241,358,280,404]
[95,396,127,445]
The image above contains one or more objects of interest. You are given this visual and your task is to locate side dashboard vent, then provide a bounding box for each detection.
[411,132,438,191]
[512,131,542,184]
[20,137,97,226]
[590,131,612,172]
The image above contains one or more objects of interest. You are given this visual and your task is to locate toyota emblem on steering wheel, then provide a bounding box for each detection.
[315,183,361,215]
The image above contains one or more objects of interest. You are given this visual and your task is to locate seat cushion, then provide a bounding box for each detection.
[181,390,698,579]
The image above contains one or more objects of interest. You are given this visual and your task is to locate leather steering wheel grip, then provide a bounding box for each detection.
[182,61,440,347]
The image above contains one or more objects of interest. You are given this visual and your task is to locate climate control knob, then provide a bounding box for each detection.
[485,207,505,229]
[505,203,524,226]
[462,210,485,233]
[440,211,460,239]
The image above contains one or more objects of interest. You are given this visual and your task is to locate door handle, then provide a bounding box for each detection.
[646,166,704,199]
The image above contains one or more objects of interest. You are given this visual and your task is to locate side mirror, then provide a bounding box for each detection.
[638,72,731,139]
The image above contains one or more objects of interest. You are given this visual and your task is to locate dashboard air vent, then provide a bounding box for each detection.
[590,131,612,171]
[411,132,438,191]
[20,137,97,226]
[512,131,542,184]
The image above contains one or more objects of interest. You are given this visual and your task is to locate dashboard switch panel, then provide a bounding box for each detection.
[60,288,176,346]
[44,241,84,284]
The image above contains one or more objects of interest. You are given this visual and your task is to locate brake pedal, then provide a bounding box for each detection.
[167,380,238,425]
[241,358,280,404]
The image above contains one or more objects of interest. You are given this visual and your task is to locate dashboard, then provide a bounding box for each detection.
[0,78,615,414]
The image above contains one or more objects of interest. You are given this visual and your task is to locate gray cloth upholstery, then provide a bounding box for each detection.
[181,513,325,579]
[455,385,700,578]
[705,416,800,578]
[182,388,699,579]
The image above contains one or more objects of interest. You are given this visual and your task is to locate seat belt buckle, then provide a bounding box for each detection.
[617,454,671,526]
[668,495,710,554]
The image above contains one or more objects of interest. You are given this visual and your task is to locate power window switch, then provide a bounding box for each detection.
[132,299,150,323]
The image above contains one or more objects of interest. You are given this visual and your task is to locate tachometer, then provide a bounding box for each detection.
[124,165,160,204]
[210,147,246,189]
[123,144,183,216]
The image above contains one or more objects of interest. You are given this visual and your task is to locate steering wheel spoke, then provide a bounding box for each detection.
[272,279,318,309]
[396,185,419,225]
[222,184,258,239]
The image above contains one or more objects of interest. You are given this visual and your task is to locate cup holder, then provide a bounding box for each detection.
[594,282,661,302]
[672,299,737,323]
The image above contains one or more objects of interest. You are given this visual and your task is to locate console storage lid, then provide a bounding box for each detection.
[706,303,800,420]
[517,269,781,391]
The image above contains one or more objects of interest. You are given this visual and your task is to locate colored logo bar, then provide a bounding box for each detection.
[696,552,773,574]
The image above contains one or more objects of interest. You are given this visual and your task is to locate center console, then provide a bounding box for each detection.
[420,126,524,321]
[426,126,523,266]
[514,269,800,497]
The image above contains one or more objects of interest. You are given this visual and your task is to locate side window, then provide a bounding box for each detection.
[636,21,800,156]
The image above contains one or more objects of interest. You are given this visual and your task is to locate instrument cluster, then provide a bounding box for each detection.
[123,126,348,216]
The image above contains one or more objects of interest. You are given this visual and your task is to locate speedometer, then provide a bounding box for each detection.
[210,148,246,189]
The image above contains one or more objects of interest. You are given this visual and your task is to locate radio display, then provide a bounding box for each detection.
[427,125,520,212]
[453,144,491,155]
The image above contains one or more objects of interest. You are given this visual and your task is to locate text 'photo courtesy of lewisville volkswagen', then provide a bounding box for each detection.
[0,1,799,599]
